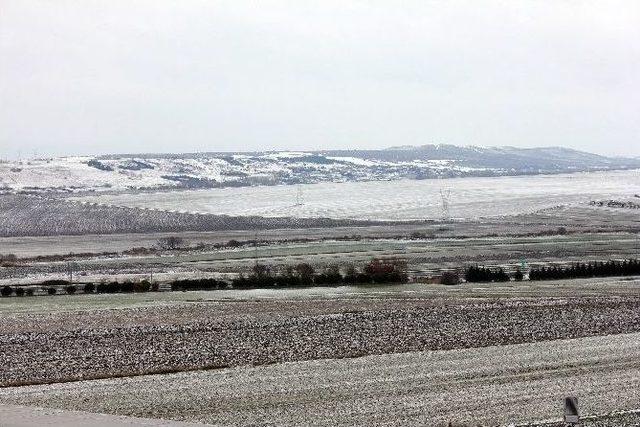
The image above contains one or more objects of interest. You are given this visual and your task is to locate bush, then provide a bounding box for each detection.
[151,282,160,292]
[157,236,185,250]
[171,278,224,291]
[529,259,640,281]
[83,283,95,293]
[1,285,14,297]
[65,285,77,295]
[14,287,25,297]
[363,259,408,284]
[134,280,151,292]
[120,281,134,293]
[41,279,70,287]
[0,253,18,266]
[513,269,524,281]
[96,281,120,293]
[464,266,510,283]
[47,287,57,295]
[440,271,460,285]
[295,263,315,286]
[25,288,34,296]
[315,266,343,286]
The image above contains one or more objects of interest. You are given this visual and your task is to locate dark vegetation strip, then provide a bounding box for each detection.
[464,259,640,283]
[0,259,408,297]
[3,259,640,297]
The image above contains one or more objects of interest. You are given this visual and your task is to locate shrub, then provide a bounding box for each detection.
[83,283,95,293]
[47,287,57,295]
[42,279,70,287]
[65,285,77,295]
[25,288,34,296]
[97,281,120,293]
[134,280,151,292]
[363,259,408,284]
[0,253,18,266]
[295,263,315,286]
[151,282,160,292]
[1,285,14,297]
[14,287,25,297]
[513,269,524,281]
[529,259,640,281]
[120,281,134,293]
[464,266,510,283]
[315,266,343,286]
[440,271,460,285]
[157,236,185,250]
[171,278,224,291]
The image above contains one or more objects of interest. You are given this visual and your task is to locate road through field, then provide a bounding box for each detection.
[2,332,640,426]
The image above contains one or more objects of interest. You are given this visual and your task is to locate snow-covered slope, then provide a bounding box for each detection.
[1,145,638,193]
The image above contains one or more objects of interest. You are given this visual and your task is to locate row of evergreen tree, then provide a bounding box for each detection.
[463,266,515,283]
[529,259,640,280]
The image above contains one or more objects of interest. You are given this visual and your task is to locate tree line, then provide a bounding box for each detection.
[1,259,408,297]
[529,259,640,280]
[173,260,408,291]
[463,266,519,283]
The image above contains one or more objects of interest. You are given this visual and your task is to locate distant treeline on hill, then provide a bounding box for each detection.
[529,259,640,280]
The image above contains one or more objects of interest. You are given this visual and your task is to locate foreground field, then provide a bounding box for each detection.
[2,280,640,387]
[2,332,640,426]
[2,280,640,425]
[0,405,209,427]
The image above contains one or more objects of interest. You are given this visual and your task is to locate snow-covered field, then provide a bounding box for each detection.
[71,169,640,220]
[3,331,640,426]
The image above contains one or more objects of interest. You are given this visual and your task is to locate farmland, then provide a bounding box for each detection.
[2,282,640,425]
[0,194,378,237]
[69,169,639,220]
[2,332,640,426]
[1,169,639,426]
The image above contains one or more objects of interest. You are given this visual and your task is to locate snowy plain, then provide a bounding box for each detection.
[71,169,640,220]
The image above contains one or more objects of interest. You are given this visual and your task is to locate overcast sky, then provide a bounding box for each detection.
[1,1,639,158]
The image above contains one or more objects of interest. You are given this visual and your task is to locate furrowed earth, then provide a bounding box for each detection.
[1,283,640,426]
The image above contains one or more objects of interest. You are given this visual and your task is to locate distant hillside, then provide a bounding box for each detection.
[320,145,634,171]
[1,145,638,193]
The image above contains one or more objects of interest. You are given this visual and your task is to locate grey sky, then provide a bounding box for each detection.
[1,1,639,158]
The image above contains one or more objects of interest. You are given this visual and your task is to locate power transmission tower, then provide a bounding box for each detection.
[295,185,304,206]
[440,188,451,220]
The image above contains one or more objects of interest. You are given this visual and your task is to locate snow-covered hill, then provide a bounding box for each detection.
[1,145,638,193]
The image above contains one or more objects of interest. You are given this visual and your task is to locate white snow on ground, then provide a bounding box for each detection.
[2,332,640,426]
[0,152,521,193]
[71,169,640,220]
[0,405,212,427]
[325,156,379,166]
